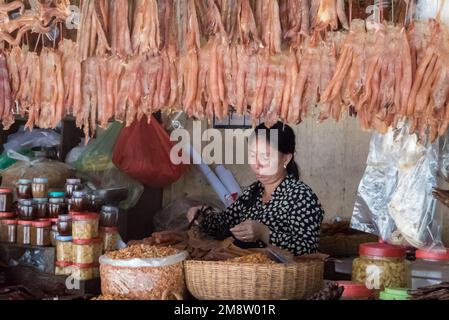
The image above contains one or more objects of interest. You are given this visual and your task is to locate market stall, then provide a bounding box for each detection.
[0,0,449,302]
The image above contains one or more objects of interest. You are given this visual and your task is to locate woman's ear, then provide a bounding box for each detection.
[283,153,293,167]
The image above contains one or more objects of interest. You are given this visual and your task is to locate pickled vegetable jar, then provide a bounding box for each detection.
[0,219,17,243]
[17,199,37,221]
[72,238,102,264]
[71,263,97,280]
[32,178,49,198]
[17,220,32,245]
[31,220,51,246]
[34,198,48,219]
[55,261,73,276]
[408,248,449,290]
[72,213,99,240]
[0,188,13,212]
[56,235,73,263]
[352,242,407,290]
[16,179,33,199]
[48,197,67,218]
[100,227,119,252]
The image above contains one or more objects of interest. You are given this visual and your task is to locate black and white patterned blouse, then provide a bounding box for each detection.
[199,174,325,256]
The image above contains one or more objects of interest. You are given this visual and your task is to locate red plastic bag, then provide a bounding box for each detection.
[112,116,186,188]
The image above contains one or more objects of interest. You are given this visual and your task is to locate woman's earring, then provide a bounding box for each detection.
[283,164,287,169]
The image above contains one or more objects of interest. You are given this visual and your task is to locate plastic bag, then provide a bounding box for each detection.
[99,251,188,300]
[351,123,441,249]
[3,126,61,152]
[0,149,33,170]
[65,139,86,167]
[74,122,143,210]
[112,116,186,188]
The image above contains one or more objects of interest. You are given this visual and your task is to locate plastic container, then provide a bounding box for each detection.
[56,235,73,263]
[408,248,449,290]
[72,238,102,264]
[352,242,407,290]
[0,219,17,243]
[55,261,73,276]
[72,263,97,280]
[379,288,410,300]
[100,227,119,252]
[337,281,373,300]
[17,220,32,245]
[17,199,37,221]
[100,206,119,227]
[70,191,88,212]
[32,178,49,199]
[48,197,67,218]
[57,214,72,236]
[16,179,33,199]
[87,194,104,213]
[34,198,49,219]
[0,188,13,212]
[72,213,99,240]
[31,220,51,246]
[65,179,82,198]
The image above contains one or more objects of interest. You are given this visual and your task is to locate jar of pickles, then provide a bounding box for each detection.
[17,220,32,245]
[100,227,119,252]
[34,198,48,219]
[55,261,73,276]
[31,220,51,246]
[48,197,67,218]
[72,213,99,240]
[32,178,49,198]
[352,242,407,290]
[17,199,37,221]
[0,219,17,243]
[70,191,88,212]
[65,179,82,199]
[71,262,98,280]
[0,188,13,212]
[16,179,33,199]
[56,235,73,263]
[72,238,102,264]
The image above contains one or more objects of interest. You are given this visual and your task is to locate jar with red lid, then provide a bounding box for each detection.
[408,247,449,289]
[352,242,407,290]
[31,220,51,246]
[34,198,48,219]
[70,191,88,212]
[0,212,16,220]
[72,213,99,240]
[0,219,17,243]
[17,220,32,245]
[337,281,374,300]
[72,262,98,280]
[65,179,82,199]
[16,179,33,199]
[72,238,103,264]
[57,214,72,236]
[48,197,67,218]
[0,188,13,212]
[100,227,119,252]
[17,199,37,221]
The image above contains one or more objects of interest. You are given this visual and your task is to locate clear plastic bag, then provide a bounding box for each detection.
[3,126,61,152]
[74,123,143,210]
[351,123,441,249]
[99,251,188,300]
[65,139,86,166]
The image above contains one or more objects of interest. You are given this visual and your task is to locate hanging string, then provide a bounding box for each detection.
[349,0,352,28]
[34,33,42,52]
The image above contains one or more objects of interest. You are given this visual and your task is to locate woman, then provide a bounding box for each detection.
[187,122,325,256]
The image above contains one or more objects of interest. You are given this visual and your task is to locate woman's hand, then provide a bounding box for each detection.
[230,220,271,243]
[186,206,204,223]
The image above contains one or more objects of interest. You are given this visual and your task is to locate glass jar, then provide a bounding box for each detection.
[48,197,67,218]
[72,213,99,240]
[0,188,13,212]
[31,220,51,246]
[72,263,96,280]
[55,261,73,276]
[65,179,82,199]
[16,179,33,199]
[408,248,449,290]
[32,178,49,199]
[352,242,407,290]
[70,191,88,212]
[100,227,119,252]
[100,206,119,227]
[87,194,104,213]
[50,218,59,246]
[72,238,102,264]
[57,214,72,236]
[379,288,411,300]
[34,198,48,219]
[336,281,373,300]
[17,220,32,245]
[17,199,37,221]
[0,219,17,243]
[56,235,73,263]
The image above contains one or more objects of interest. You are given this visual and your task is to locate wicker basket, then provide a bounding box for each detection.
[184,259,324,300]
[319,234,378,257]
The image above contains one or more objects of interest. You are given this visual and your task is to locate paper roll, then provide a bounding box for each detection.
[215,165,242,195]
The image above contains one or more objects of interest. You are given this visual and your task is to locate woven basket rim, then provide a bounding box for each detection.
[184,259,323,269]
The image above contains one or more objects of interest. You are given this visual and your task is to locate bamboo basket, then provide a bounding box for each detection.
[319,234,378,257]
[184,259,324,300]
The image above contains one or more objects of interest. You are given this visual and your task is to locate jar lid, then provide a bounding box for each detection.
[56,235,73,242]
[49,197,65,204]
[32,220,51,227]
[100,226,119,233]
[72,191,87,198]
[1,219,17,224]
[101,205,119,212]
[17,220,33,225]
[18,199,35,206]
[359,242,406,258]
[17,179,32,184]
[66,178,81,184]
[49,218,59,223]
[72,213,98,221]
[33,198,48,203]
[416,248,449,261]
[0,212,16,218]
[379,288,410,300]
[0,188,13,193]
[56,261,73,267]
[48,191,65,198]
[73,238,102,245]
[33,178,49,183]
[337,281,373,298]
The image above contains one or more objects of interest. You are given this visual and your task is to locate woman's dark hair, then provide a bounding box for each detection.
[250,121,300,180]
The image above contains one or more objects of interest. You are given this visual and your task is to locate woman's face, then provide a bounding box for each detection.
[248,138,291,183]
